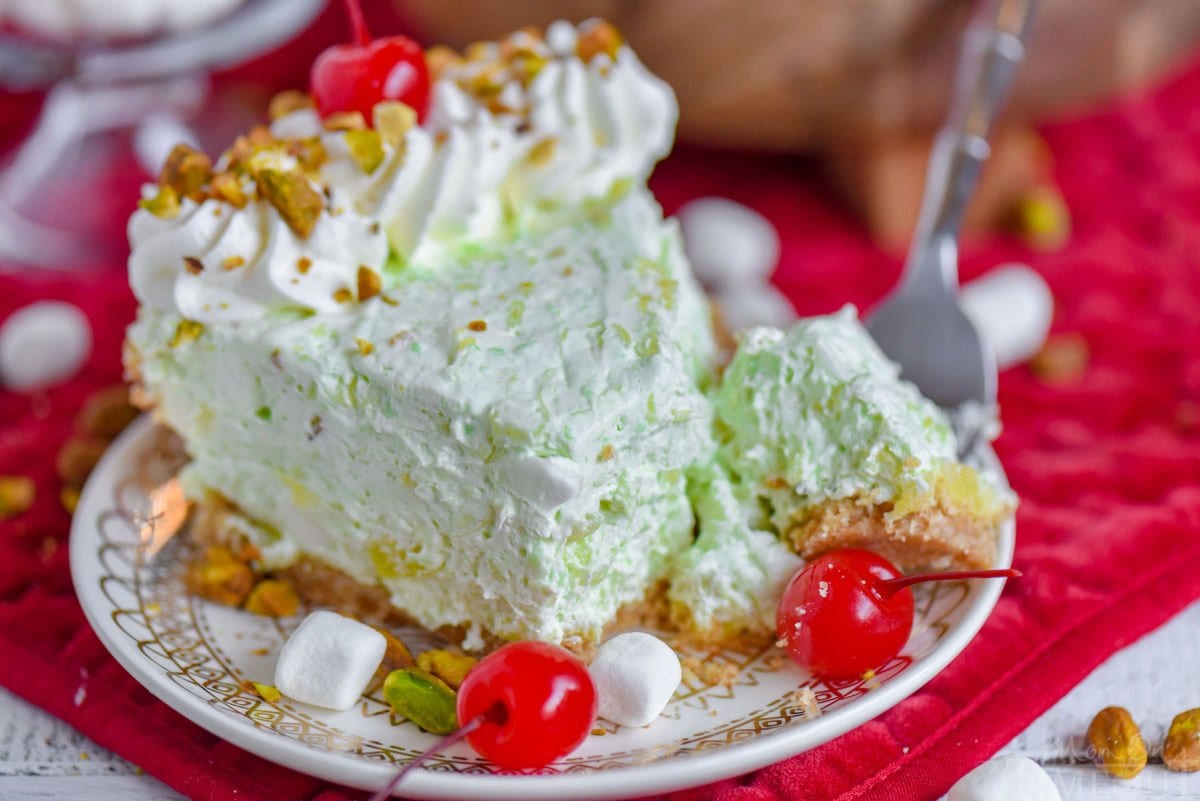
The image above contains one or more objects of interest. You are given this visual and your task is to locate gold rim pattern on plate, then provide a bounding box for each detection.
[92,426,971,774]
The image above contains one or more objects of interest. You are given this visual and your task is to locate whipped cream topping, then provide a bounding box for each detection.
[127,19,678,323]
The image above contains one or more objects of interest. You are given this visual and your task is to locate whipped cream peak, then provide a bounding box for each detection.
[127,19,678,323]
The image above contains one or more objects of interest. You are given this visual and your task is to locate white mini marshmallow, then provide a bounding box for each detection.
[960,264,1054,370]
[947,756,1062,801]
[497,454,583,513]
[678,197,780,289]
[716,285,797,333]
[589,632,681,727]
[273,610,386,711]
[0,301,91,392]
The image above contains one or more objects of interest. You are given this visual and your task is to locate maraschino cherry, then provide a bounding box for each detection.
[366,641,596,800]
[310,0,430,122]
[777,549,1020,680]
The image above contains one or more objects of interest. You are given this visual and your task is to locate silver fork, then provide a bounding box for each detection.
[867,0,1037,450]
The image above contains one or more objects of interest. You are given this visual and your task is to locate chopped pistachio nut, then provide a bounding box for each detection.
[77,385,138,440]
[373,101,417,146]
[169,320,205,348]
[424,45,462,79]
[356,265,382,301]
[344,129,385,174]
[256,168,324,238]
[268,89,314,121]
[159,144,213,200]
[251,682,283,703]
[597,444,615,462]
[0,476,35,519]
[383,668,458,735]
[210,173,248,208]
[138,185,180,218]
[286,137,328,173]
[511,48,548,85]
[355,338,375,356]
[60,486,80,514]
[186,545,256,606]
[577,21,623,62]
[468,65,505,98]
[243,578,300,617]
[373,627,415,669]
[528,137,557,166]
[415,649,477,689]
[223,255,246,271]
[55,437,107,486]
[323,110,366,131]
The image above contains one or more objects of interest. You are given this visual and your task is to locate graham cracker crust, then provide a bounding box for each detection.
[786,497,1002,572]
[190,494,675,657]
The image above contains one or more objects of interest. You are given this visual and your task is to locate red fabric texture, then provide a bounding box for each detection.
[4,15,1200,800]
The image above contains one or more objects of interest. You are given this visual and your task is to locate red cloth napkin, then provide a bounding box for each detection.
[4,14,1200,800]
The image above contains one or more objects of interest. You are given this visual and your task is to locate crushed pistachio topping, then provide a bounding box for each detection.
[0,476,35,519]
[169,319,205,348]
[268,89,314,121]
[251,682,283,703]
[185,545,255,606]
[373,101,416,146]
[528,137,557,166]
[222,255,245,271]
[356,266,382,301]
[138,185,180,218]
[159,144,213,200]
[415,649,477,689]
[285,136,328,172]
[577,21,623,62]
[383,668,458,735]
[256,168,324,238]
[374,626,415,669]
[597,444,615,462]
[243,578,299,617]
[324,110,366,131]
[355,338,375,356]
[209,173,248,208]
[344,129,385,174]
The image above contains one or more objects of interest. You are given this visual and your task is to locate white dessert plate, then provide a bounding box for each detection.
[71,417,1016,801]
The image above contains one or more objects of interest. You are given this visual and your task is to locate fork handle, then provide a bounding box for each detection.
[903,0,1037,294]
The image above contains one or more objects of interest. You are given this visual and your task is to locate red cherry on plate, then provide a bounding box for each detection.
[457,641,597,770]
[777,549,1020,680]
[310,0,430,122]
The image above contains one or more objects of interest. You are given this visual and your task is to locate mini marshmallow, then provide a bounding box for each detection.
[497,454,583,512]
[715,285,797,333]
[0,301,91,392]
[589,632,681,727]
[947,755,1062,801]
[678,197,780,289]
[960,265,1053,370]
[273,610,386,711]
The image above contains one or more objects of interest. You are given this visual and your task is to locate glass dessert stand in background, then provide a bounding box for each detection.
[0,0,326,270]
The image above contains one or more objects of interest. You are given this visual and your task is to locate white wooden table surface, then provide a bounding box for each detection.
[2,602,1198,800]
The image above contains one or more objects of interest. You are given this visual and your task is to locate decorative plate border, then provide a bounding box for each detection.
[73,419,1013,799]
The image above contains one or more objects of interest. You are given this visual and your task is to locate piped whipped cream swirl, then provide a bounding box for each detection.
[128,19,678,323]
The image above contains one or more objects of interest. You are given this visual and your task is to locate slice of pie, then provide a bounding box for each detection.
[124,20,1014,651]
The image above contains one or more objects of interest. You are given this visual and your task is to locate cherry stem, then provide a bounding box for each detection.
[365,702,507,801]
[878,568,1022,597]
[342,0,371,46]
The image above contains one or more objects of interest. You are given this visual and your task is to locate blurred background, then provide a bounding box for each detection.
[3,0,1200,266]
